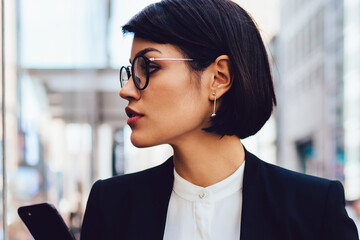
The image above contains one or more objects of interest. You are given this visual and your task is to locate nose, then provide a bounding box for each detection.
[119,76,141,100]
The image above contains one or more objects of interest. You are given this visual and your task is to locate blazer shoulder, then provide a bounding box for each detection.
[251,151,332,189]
[97,156,174,191]
[267,160,330,185]
[244,149,335,204]
[242,151,359,239]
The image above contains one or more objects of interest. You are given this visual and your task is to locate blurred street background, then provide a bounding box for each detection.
[0,0,360,239]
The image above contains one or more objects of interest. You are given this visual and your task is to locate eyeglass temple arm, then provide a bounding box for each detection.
[148,58,193,61]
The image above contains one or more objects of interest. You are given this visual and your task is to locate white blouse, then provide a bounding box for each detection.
[163,161,245,240]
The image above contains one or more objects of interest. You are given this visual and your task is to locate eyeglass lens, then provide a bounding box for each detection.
[120,67,129,87]
[133,56,147,89]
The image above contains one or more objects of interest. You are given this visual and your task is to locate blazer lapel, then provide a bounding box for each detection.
[151,157,174,238]
[131,157,174,239]
[240,149,273,240]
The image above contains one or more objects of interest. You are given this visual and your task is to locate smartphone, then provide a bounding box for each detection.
[18,203,76,240]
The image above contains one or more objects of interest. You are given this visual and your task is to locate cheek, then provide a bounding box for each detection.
[154,74,203,114]
[151,84,209,132]
[148,72,191,114]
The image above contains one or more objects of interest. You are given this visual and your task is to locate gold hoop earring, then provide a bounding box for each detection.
[211,93,217,117]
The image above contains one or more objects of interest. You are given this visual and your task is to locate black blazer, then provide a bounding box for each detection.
[81,149,358,240]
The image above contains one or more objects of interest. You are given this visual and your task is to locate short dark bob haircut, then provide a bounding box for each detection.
[122,0,276,139]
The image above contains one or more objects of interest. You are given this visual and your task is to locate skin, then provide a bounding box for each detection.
[120,37,245,187]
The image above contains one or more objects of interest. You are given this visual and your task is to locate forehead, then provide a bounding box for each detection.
[130,37,183,59]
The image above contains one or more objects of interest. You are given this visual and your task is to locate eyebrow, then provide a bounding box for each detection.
[130,48,162,64]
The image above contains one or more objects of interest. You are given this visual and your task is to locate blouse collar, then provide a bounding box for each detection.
[173,161,245,203]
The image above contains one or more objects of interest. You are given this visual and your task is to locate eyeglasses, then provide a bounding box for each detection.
[120,55,193,90]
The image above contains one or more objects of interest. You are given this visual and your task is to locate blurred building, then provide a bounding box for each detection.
[276,0,344,178]
[276,0,360,199]
[344,0,360,200]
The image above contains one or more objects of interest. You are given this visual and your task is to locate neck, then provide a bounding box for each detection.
[170,132,245,187]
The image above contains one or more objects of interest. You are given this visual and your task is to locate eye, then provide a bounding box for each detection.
[148,64,161,74]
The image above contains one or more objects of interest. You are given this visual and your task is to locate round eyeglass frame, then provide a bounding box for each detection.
[120,55,150,90]
[119,55,193,91]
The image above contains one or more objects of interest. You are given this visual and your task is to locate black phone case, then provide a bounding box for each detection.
[18,203,75,240]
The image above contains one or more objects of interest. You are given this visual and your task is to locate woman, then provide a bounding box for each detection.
[81,0,358,239]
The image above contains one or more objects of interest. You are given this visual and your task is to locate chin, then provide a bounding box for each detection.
[130,134,158,148]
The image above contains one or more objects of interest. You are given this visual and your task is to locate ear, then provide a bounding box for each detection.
[208,55,232,100]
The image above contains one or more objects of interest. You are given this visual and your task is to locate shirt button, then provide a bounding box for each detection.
[199,192,207,199]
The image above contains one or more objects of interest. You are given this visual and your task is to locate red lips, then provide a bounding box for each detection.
[125,107,144,125]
